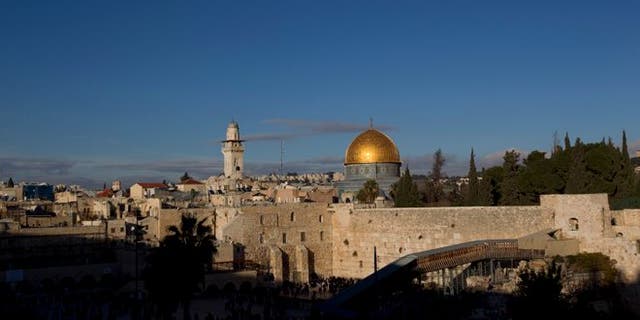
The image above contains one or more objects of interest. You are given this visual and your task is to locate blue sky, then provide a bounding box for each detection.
[1,1,639,188]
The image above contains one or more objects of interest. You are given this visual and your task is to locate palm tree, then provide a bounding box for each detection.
[144,214,217,320]
[357,179,379,204]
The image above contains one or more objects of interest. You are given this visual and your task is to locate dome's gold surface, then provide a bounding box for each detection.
[345,129,401,165]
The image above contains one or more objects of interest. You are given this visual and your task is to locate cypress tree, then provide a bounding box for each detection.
[466,148,480,205]
[622,130,630,160]
[393,168,421,207]
[7,177,14,188]
[424,149,446,204]
[564,132,571,151]
[614,130,635,199]
[499,150,521,205]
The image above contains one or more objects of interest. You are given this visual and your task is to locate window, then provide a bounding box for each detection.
[319,215,324,223]
[320,231,324,241]
[611,218,617,226]
[290,212,295,222]
[110,228,115,233]
[569,218,579,231]
[260,215,264,225]
[120,227,124,232]
[259,233,264,244]
[282,233,287,244]
[359,261,363,268]
[300,232,306,242]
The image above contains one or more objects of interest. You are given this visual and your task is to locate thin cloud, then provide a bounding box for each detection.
[403,152,464,176]
[265,118,393,133]
[246,119,394,142]
[96,159,222,178]
[243,132,302,142]
[480,148,529,168]
[0,157,76,176]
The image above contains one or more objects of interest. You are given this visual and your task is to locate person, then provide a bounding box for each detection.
[487,277,494,291]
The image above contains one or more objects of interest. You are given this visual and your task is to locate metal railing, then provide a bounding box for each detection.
[416,239,544,273]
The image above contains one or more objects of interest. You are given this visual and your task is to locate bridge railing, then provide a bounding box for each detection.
[416,239,544,272]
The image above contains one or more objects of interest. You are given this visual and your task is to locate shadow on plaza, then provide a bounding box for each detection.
[1,233,640,320]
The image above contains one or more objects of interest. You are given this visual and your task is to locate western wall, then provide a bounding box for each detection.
[221,194,640,282]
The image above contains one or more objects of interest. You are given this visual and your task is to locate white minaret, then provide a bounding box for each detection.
[221,121,245,179]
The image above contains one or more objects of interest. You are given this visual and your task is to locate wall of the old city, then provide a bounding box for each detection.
[223,203,333,280]
[330,204,555,278]
[153,193,640,284]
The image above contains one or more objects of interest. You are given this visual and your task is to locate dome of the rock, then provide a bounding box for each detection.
[344,129,401,165]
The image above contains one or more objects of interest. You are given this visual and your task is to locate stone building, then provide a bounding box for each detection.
[336,127,402,201]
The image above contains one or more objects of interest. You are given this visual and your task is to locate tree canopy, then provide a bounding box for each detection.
[357,179,379,204]
[180,172,192,182]
[144,214,217,319]
[458,131,639,207]
[392,168,421,207]
[424,149,446,205]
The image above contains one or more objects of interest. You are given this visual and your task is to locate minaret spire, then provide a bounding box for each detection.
[369,117,373,129]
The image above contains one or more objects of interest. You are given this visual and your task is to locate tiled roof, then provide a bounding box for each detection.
[180,178,204,185]
[136,183,167,189]
[96,189,113,197]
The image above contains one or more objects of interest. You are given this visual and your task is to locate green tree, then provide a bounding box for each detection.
[465,149,481,205]
[144,214,217,319]
[357,179,379,204]
[563,132,571,151]
[513,261,567,319]
[181,172,192,182]
[517,151,565,204]
[499,150,522,205]
[614,130,635,199]
[424,149,446,204]
[392,168,421,207]
[482,166,504,205]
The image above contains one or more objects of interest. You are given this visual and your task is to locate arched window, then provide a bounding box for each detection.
[319,215,324,223]
[260,215,264,225]
[569,218,579,231]
[611,218,617,226]
[290,212,295,222]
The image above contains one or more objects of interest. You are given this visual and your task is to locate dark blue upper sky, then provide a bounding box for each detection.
[1,1,639,187]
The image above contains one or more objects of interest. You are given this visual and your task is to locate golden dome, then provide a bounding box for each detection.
[345,129,401,165]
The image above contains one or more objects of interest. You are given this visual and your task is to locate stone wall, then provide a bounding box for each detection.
[222,203,333,280]
[331,205,554,278]
[217,193,640,283]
